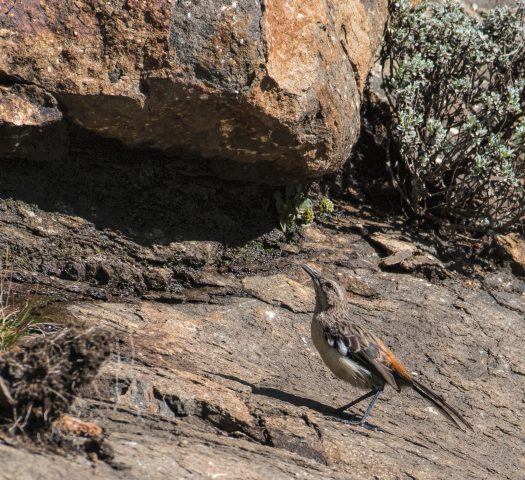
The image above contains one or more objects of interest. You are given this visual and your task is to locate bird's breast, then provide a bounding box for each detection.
[311,319,379,390]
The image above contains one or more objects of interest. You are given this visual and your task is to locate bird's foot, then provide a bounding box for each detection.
[337,418,364,426]
[336,417,382,432]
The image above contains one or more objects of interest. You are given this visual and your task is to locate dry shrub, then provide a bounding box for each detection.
[382,0,525,233]
[0,327,111,434]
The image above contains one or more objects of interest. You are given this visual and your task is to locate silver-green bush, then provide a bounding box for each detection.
[382,0,525,233]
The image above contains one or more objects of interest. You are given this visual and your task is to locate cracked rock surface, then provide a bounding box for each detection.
[1,200,524,479]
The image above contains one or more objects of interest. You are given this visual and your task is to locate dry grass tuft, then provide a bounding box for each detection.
[0,326,111,434]
[0,249,39,352]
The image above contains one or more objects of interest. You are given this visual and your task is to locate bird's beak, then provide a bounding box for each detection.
[302,264,321,286]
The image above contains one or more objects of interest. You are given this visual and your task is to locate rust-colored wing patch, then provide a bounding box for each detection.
[373,335,413,381]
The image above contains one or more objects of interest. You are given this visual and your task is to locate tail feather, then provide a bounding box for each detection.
[410,379,473,430]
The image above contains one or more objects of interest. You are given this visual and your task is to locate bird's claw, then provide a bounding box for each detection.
[338,418,365,426]
[337,417,382,432]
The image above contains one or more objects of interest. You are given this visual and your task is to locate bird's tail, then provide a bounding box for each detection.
[410,379,473,430]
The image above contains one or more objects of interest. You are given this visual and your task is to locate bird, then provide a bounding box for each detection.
[302,263,472,430]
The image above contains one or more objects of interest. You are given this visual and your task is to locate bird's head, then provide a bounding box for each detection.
[302,264,346,311]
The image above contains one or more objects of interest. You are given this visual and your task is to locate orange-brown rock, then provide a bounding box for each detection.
[0,0,388,183]
[53,415,104,438]
[495,233,525,276]
[0,85,67,161]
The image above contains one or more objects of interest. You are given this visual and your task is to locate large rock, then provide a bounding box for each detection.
[0,0,388,183]
[0,84,67,161]
[495,233,525,276]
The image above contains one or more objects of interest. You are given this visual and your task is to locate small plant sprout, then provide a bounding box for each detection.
[318,197,334,215]
[274,187,335,232]
[274,185,315,232]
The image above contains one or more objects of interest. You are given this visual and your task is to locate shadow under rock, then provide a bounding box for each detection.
[0,125,277,247]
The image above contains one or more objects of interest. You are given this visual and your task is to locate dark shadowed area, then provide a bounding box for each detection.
[0,126,277,247]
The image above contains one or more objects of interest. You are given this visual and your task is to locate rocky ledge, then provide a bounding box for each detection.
[1,198,524,479]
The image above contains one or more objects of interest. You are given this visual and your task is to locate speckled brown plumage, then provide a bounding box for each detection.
[303,264,472,430]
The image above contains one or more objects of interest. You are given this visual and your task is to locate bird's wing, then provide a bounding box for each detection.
[321,317,411,391]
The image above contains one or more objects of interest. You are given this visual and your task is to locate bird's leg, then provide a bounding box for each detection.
[336,389,377,413]
[359,387,383,425]
[337,387,384,427]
